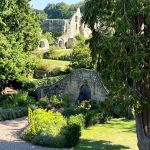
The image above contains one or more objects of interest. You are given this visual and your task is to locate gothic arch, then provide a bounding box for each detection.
[78,80,91,102]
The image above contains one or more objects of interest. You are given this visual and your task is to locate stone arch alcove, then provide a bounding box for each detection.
[39,41,45,48]
[65,42,68,49]
[78,80,91,102]
[58,40,64,48]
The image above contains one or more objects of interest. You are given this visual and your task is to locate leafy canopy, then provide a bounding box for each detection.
[70,34,92,69]
[83,0,150,110]
[44,2,84,19]
[0,0,41,87]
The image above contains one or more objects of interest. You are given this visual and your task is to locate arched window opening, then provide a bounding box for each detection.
[78,80,91,103]
[39,41,45,48]
[75,16,78,22]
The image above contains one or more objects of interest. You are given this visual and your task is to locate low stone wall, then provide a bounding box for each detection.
[35,69,108,103]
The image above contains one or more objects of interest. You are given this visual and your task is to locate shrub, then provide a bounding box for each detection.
[68,114,85,129]
[50,95,63,109]
[0,94,14,108]
[76,107,88,115]
[22,126,36,141]
[6,92,36,107]
[89,100,99,110]
[33,109,67,136]
[70,34,92,69]
[61,94,71,108]
[63,124,81,148]
[38,97,49,109]
[23,108,82,148]
[63,107,76,117]
[31,134,66,148]
[0,107,28,121]
[85,110,100,127]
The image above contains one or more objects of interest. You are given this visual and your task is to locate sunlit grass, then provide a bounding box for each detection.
[50,49,73,58]
[75,119,138,150]
[37,59,71,72]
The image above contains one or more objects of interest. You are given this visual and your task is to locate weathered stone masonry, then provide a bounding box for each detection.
[35,69,108,103]
[42,8,91,49]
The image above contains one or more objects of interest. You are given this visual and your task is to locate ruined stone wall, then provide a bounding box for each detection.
[42,8,91,48]
[42,19,67,33]
[69,8,82,37]
[35,69,108,103]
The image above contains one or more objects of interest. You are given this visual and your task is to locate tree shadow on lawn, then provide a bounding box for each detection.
[75,139,129,150]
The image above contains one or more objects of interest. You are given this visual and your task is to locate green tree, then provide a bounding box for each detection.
[44,2,70,19]
[0,0,40,91]
[44,2,84,19]
[40,32,55,46]
[34,9,48,25]
[70,34,92,69]
[83,0,150,149]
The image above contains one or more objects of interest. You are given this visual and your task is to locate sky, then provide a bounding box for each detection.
[30,0,83,10]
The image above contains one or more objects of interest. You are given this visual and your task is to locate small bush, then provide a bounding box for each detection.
[38,97,49,109]
[90,100,99,110]
[0,107,28,121]
[50,95,63,109]
[33,109,67,136]
[63,107,76,117]
[68,114,85,129]
[22,126,36,141]
[61,94,71,108]
[85,110,100,127]
[76,107,88,115]
[31,134,66,148]
[63,124,81,148]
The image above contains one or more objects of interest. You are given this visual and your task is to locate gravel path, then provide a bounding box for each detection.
[0,117,68,150]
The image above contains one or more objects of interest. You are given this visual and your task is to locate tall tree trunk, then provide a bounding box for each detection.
[136,107,150,150]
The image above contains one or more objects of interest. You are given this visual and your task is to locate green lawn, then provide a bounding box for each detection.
[38,59,71,72]
[50,49,73,57]
[75,119,138,150]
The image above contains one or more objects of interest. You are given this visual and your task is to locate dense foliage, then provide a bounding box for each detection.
[40,32,55,46]
[34,9,48,24]
[0,92,35,108]
[22,108,81,148]
[0,107,28,121]
[0,0,41,91]
[70,34,92,69]
[44,2,84,19]
[83,0,150,149]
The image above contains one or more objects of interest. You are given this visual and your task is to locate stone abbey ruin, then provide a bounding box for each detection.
[42,8,91,49]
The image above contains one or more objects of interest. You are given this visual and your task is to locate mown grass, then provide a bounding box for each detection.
[75,119,138,150]
[49,49,73,58]
[37,59,71,72]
